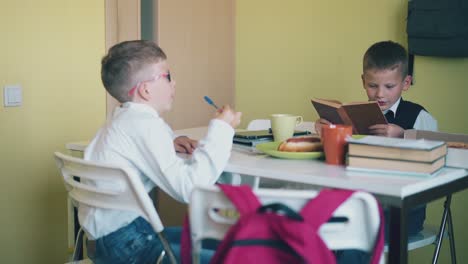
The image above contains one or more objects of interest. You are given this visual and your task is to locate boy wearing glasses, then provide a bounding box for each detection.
[83,40,241,263]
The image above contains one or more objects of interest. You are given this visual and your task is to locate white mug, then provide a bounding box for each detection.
[270,114,303,142]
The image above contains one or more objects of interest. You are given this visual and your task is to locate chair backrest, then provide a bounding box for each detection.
[247,119,316,133]
[246,119,270,130]
[296,121,316,133]
[55,152,178,264]
[190,185,383,263]
[54,152,164,233]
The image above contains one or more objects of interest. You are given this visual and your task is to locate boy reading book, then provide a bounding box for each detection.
[330,41,438,263]
[315,41,437,138]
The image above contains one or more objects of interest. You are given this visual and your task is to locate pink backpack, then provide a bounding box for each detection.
[182,184,384,264]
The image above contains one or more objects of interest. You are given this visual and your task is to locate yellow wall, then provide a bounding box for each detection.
[1,0,466,263]
[236,0,468,263]
[0,1,105,263]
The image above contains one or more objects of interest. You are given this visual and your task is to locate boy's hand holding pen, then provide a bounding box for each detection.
[204,96,242,129]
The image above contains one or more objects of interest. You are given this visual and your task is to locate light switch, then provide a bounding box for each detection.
[4,85,22,107]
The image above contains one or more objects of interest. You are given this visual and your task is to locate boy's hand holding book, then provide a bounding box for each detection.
[368,123,405,138]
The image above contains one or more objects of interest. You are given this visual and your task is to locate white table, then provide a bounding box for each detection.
[67,126,468,264]
[175,127,468,264]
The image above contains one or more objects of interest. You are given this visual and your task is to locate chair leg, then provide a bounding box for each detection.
[73,207,84,260]
[156,250,166,264]
[447,205,457,264]
[157,232,178,264]
[432,195,454,264]
[252,176,260,190]
[70,227,84,261]
[230,173,242,185]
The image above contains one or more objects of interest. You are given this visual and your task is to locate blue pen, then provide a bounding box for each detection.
[203,96,219,110]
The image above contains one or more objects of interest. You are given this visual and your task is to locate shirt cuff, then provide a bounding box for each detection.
[207,119,235,141]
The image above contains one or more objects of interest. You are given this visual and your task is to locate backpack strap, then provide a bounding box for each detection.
[218,184,262,215]
[300,189,354,228]
[181,185,261,264]
[280,189,355,263]
[300,189,384,264]
[181,214,192,264]
[209,184,264,263]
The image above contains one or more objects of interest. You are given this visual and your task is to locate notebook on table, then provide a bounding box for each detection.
[234,129,311,146]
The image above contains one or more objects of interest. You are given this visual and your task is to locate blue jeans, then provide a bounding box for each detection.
[87,217,214,264]
[335,205,426,263]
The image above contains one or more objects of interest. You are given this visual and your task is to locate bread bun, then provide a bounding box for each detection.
[447,141,468,149]
[278,136,323,152]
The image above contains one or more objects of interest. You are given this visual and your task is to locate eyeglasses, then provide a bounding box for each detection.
[128,72,172,96]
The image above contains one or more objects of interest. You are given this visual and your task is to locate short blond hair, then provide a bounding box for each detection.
[363,41,408,79]
[101,40,167,103]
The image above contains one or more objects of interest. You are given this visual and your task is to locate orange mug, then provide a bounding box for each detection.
[321,124,352,165]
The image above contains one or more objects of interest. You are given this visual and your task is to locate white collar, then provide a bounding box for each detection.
[384,97,401,117]
[117,102,160,118]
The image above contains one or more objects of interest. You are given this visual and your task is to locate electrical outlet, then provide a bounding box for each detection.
[4,85,22,107]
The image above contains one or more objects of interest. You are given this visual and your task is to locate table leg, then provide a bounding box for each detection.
[67,196,75,252]
[218,172,243,185]
[388,206,408,264]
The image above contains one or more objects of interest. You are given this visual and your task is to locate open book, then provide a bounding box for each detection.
[311,98,387,134]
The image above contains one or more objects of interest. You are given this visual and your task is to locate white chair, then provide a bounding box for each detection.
[189,185,384,264]
[384,225,438,252]
[246,119,316,133]
[54,152,177,264]
[296,121,316,133]
[258,185,447,261]
[246,119,270,130]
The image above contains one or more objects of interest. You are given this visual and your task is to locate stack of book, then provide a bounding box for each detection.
[346,135,447,177]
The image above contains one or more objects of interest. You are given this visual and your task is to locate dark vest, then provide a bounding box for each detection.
[392,99,426,129]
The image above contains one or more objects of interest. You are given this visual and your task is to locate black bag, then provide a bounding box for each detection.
[407,0,468,57]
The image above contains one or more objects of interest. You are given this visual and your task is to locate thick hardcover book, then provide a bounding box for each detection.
[311,98,387,134]
[347,135,446,150]
[347,155,445,176]
[348,136,447,162]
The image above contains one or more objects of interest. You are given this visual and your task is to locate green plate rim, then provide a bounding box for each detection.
[255,141,324,160]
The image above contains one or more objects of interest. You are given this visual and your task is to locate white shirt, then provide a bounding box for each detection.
[81,102,234,239]
[384,97,438,131]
